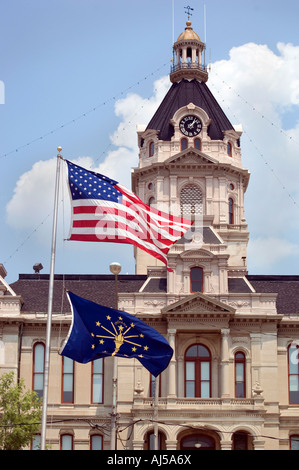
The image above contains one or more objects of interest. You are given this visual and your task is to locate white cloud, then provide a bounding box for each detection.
[6,158,57,230]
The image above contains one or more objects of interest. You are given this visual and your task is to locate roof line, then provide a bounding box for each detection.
[16,273,147,282]
[247,275,299,282]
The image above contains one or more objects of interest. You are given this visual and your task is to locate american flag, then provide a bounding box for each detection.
[65,160,193,269]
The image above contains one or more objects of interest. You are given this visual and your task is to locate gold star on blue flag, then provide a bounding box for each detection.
[60,292,173,377]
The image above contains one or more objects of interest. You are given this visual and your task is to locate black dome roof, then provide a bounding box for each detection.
[146,79,234,141]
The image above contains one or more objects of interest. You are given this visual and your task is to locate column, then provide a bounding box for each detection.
[156,176,164,207]
[220,439,233,450]
[221,328,230,398]
[169,175,178,215]
[167,329,177,397]
[253,438,265,450]
[205,176,213,216]
[182,47,187,65]
[177,355,184,396]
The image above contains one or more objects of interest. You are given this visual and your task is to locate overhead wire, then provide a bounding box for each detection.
[0,62,169,161]
[0,416,290,444]
[3,65,170,266]
[209,72,299,211]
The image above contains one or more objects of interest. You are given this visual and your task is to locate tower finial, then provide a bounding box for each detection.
[184,5,194,21]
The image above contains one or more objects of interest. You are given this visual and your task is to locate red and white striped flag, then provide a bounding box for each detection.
[65,160,193,270]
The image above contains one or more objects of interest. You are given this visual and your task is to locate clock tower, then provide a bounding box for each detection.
[132,19,250,298]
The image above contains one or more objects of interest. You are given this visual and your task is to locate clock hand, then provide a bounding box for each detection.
[188,119,196,129]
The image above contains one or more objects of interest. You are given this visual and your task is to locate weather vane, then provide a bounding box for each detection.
[184,5,194,20]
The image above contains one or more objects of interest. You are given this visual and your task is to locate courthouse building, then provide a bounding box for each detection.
[1,20,299,450]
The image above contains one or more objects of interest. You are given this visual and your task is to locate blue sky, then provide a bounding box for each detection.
[2,0,299,283]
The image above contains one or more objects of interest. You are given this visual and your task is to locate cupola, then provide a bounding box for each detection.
[170,20,208,83]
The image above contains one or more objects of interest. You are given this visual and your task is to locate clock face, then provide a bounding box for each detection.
[179,115,202,137]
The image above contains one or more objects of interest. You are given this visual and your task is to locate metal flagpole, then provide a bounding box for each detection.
[40,147,63,450]
[109,262,121,450]
[153,374,159,450]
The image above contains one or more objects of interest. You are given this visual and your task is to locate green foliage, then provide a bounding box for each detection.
[0,371,42,450]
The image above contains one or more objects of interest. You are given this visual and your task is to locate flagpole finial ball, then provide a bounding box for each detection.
[57,146,62,153]
[110,262,121,275]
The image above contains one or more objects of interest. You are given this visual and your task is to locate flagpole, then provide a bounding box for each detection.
[154,374,159,450]
[109,262,121,450]
[41,147,63,450]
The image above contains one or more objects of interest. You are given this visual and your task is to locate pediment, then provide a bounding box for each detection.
[165,148,218,166]
[180,248,214,259]
[162,293,235,316]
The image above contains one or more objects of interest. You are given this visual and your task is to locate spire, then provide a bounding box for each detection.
[170,19,208,83]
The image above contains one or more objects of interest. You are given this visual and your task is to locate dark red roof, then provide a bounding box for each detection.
[146,79,235,141]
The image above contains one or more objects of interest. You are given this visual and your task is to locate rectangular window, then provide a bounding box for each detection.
[289,345,299,404]
[200,362,210,398]
[91,435,103,450]
[33,343,45,399]
[236,363,245,397]
[62,356,74,403]
[61,434,73,450]
[32,434,41,450]
[190,267,203,293]
[186,361,195,397]
[92,359,104,404]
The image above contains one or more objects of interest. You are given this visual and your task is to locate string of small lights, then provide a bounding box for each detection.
[0,62,168,161]
[209,72,299,211]
[3,67,170,266]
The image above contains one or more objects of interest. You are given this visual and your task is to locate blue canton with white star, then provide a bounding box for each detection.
[67,160,122,203]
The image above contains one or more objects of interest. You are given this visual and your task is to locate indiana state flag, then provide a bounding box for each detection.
[60,291,173,377]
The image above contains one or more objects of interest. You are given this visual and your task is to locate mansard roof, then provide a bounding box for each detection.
[146,78,235,141]
[247,275,299,315]
[9,274,147,314]
[8,273,299,316]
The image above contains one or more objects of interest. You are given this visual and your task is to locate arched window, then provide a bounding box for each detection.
[149,141,155,157]
[180,434,215,450]
[288,343,299,404]
[60,434,73,450]
[180,184,203,219]
[33,343,45,399]
[235,352,246,398]
[228,198,234,224]
[190,267,203,293]
[181,138,188,151]
[62,356,74,403]
[227,142,232,157]
[185,344,211,398]
[232,431,253,450]
[92,359,104,404]
[90,434,103,450]
[194,138,201,150]
[148,197,155,207]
